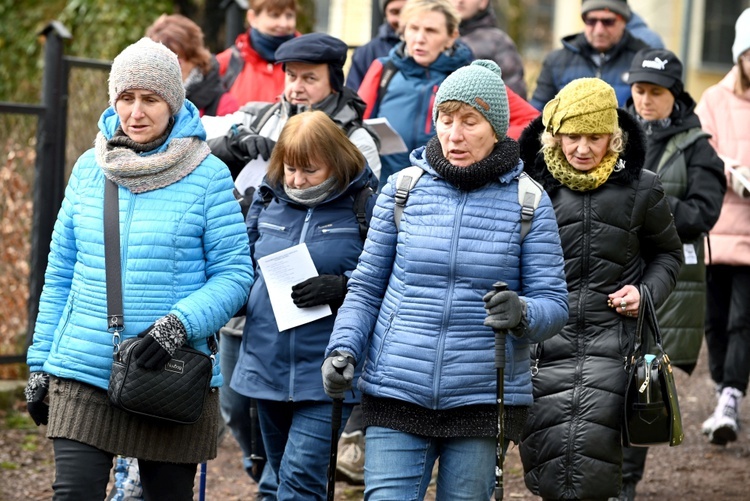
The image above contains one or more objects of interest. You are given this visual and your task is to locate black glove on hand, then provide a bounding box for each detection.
[133,314,188,370]
[25,372,50,426]
[483,289,525,331]
[321,350,356,399]
[236,132,276,162]
[291,275,348,309]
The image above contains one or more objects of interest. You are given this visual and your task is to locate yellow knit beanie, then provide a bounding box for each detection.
[542,78,618,135]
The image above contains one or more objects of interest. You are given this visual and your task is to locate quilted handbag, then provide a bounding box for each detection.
[108,337,212,424]
[623,285,684,447]
[103,178,213,425]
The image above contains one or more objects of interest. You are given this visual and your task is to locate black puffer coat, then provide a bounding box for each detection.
[517,110,683,500]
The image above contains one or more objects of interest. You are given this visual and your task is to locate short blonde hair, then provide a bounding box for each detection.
[540,129,625,155]
[399,0,460,37]
[267,111,365,191]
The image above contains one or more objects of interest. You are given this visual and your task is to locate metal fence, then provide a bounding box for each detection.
[0,22,111,365]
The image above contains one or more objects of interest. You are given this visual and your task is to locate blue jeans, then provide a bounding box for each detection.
[256,399,353,501]
[364,426,495,501]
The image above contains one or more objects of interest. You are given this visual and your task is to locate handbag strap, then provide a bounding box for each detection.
[104,179,124,337]
[634,284,665,355]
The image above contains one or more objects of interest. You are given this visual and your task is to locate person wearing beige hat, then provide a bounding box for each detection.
[518,77,682,500]
[695,6,750,451]
[23,37,253,499]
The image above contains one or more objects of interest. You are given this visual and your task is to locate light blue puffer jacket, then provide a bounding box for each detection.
[327,146,569,409]
[26,101,254,389]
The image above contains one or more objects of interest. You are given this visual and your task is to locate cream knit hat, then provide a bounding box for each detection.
[733,8,750,63]
[108,37,185,116]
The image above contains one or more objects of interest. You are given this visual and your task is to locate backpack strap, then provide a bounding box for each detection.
[250,103,280,134]
[517,172,543,242]
[393,166,424,230]
[657,128,711,174]
[221,46,244,91]
[374,60,399,114]
[353,185,375,241]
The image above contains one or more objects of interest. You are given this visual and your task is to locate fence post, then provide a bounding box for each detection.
[26,21,72,347]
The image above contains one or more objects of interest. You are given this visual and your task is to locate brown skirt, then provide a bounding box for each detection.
[47,377,219,464]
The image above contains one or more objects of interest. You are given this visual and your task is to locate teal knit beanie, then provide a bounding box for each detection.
[433,60,509,139]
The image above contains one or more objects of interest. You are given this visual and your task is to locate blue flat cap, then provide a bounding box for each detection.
[275,33,348,68]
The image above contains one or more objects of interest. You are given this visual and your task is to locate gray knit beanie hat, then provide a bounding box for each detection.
[433,60,509,139]
[108,37,185,116]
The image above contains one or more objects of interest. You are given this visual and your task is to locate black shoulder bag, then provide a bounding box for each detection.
[623,284,684,447]
[104,179,215,425]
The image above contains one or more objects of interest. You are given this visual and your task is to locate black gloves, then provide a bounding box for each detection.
[133,314,188,370]
[207,126,276,179]
[25,372,50,426]
[321,350,356,399]
[483,289,526,331]
[291,275,348,309]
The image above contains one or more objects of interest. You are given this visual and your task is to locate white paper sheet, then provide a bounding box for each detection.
[365,117,408,155]
[257,243,332,332]
[235,157,269,193]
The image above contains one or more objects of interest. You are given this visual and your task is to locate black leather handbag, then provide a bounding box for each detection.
[623,285,684,447]
[103,179,214,425]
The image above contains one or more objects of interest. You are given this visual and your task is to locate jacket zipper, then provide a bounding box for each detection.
[289,207,315,400]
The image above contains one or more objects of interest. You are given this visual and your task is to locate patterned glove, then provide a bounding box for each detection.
[483,289,526,331]
[25,372,50,426]
[133,314,187,370]
[291,275,348,309]
[321,351,356,399]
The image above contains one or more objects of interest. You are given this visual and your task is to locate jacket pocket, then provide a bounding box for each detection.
[371,311,396,370]
[51,292,76,355]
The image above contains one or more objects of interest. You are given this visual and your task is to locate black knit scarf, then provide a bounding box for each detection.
[424,136,520,191]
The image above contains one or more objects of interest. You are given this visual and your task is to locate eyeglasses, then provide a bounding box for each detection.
[583,16,619,27]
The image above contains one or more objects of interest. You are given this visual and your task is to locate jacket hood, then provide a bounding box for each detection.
[459,6,497,35]
[519,108,646,191]
[409,143,524,184]
[98,99,206,152]
[389,40,474,78]
[258,163,379,207]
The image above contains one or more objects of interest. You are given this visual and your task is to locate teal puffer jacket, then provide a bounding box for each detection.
[26,101,254,389]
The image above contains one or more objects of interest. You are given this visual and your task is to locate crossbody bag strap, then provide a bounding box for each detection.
[104,179,124,339]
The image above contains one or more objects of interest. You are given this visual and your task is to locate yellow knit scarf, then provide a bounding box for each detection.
[543,146,620,192]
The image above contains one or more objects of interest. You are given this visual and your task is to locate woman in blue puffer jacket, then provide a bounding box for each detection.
[324,60,569,501]
[23,38,253,499]
[230,110,378,500]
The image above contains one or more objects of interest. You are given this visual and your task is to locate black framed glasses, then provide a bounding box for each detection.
[583,16,618,27]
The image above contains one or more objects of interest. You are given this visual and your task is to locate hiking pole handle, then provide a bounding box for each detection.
[492,280,508,500]
[327,355,348,501]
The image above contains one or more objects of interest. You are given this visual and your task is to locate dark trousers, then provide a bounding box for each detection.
[52,438,197,501]
[705,265,750,393]
[621,445,649,484]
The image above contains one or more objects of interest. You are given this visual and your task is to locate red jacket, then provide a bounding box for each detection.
[358,59,539,140]
[216,32,291,106]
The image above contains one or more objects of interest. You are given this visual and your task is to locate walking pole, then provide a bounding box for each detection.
[492,281,509,500]
[327,355,348,501]
[198,462,207,501]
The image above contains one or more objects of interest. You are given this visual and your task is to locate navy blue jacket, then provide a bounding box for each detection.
[530,31,648,110]
[346,23,400,91]
[230,166,377,402]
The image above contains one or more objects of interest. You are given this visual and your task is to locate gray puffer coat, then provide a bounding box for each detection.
[517,111,683,500]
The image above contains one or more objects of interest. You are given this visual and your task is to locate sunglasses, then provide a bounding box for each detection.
[583,16,619,27]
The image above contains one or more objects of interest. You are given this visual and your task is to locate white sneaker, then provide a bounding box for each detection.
[708,387,743,445]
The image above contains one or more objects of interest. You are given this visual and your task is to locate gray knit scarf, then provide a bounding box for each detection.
[283,176,339,207]
[96,123,211,193]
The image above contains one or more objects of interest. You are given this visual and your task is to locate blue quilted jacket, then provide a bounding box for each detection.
[26,101,254,389]
[326,146,569,409]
